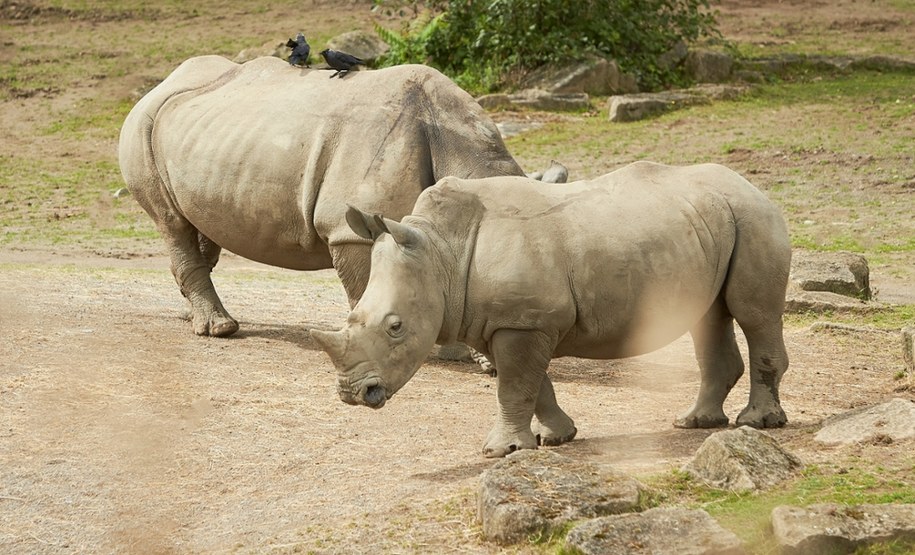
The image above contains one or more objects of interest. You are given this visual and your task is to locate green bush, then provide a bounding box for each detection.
[373,0,720,93]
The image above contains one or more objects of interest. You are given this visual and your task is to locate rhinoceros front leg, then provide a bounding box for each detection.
[329,242,372,307]
[165,224,238,337]
[532,374,577,446]
[676,297,744,428]
[482,329,555,458]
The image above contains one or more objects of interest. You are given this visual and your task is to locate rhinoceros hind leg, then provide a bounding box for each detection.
[163,222,238,337]
[482,329,552,458]
[735,321,789,429]
[676,297,744,429]
[532,375,577,446]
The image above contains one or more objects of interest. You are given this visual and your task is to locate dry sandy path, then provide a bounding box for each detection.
[0,251,910,553]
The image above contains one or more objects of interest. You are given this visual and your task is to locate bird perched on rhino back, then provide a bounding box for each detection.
[320,48,364,78]
[286,32,310,66]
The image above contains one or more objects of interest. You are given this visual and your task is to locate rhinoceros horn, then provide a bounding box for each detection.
[310,329,346,360]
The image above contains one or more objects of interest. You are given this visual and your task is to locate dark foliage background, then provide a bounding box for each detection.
[373,0,720,93]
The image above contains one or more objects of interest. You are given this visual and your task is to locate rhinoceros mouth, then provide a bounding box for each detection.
[336,365,389,408]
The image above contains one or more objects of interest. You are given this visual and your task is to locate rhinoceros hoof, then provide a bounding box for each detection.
[194,316,239,337]
[673,411,729,429]
[537,426,578,447]
[482,430,538,458]
[736,405,787,428]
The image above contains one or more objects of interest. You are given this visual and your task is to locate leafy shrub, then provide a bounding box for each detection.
[373,0,721,93]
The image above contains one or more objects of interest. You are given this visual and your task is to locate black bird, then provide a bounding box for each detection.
[286,33,311,67]
[320,49,364,78]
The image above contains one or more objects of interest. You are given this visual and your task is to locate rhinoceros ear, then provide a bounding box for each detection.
[345,204,386,241]
[378,217,421,248]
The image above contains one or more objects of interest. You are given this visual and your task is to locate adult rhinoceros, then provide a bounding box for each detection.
[311,161,792,457]
[119,55,560,337]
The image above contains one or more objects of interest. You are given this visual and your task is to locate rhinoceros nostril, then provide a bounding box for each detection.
[364,384,386,408]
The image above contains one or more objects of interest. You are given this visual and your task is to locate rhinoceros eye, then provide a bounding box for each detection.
[384,314,405,339]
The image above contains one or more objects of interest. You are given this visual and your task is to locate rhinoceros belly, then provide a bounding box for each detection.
[559,197,735,359]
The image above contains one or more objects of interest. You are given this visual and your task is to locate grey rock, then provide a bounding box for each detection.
[522,56,638,95]
[233,39,287,64]
[790,250,871,300]
[476,93,513,111]
[814,398,915,445]
[847,55,915,72]
[507,89,591,112]
[617,72,640,94]
[784,289,882,315]
[478,449,644,544]
[658,40,689,71]
[682,426,802,492]
[566,507,746,555]
[608,91,709,122]
[690,84,749,101]
[685,49,734,83]
[734,69,766,83]
[326,31,389,65]
[772,503,915,555]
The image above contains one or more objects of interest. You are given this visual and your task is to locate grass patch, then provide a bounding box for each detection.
[645,463,915,554]
[784,304,915,331]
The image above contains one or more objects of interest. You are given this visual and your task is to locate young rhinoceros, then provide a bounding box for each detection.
[311,161,792,458]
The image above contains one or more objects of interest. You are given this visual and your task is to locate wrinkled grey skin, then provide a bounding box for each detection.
[119,55,563,336]
[312,162,792,458]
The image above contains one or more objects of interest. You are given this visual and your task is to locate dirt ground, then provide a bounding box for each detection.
[1,1,914,554]
[2,250,912,554]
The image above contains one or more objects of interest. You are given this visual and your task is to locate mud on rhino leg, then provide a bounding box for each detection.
[676,296,744,429]
[329,242,372,307]
[533,374,577,446]
[164,221,238,337]
[736,320,789,428]
[483,329,553,458]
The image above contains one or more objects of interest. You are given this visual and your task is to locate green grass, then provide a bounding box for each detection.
[644,463,915,554]
[785,304,915,330]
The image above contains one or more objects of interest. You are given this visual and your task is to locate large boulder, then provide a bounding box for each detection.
[565,507,745,555]
[685,49,734,83]
[479,89,590,112]
[772,503,915,555]
[325,30,389,65]
[682,427,803,492]
[478,449,644,544]
[521,56,639,95]
[790,250,871,300]
[814,398,915,445]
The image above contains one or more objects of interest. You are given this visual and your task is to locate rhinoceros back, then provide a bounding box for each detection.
[412,163,788,358]
[119,57,522,270]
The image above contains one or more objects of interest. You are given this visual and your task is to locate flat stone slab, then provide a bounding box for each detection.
[814,398,915,445]
[607,85,749,122]
[478,449,644,544]
[772,503,915,555]
[784,289,883,314]
[790,250,871,300]
[682,427,802,491]
[565,507,745,555]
